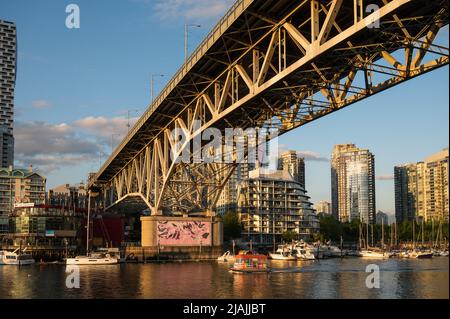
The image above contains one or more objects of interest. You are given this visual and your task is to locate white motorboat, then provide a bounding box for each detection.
[0,248,35,265]
[358,250,390,259]
[411,250,433,259]
[321,245,343,258]
[269,251,297,261]
[217,251,236,262]
[269,244,297,261]
[294,248,315,261]
[399,250,433,259]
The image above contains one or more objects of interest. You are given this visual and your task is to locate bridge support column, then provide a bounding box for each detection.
[151,207,163,216]
[140,215,223,260]
[206,210,216,217]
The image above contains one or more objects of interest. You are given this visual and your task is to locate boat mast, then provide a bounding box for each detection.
[394,222,397,247]
[371,224,374,248]
[86,191,91,256]
[431,219,434,249]
[389,222,393,249]
[381,218,384,249]
[421,218,424,247]
[412,219,415,250]
[358,223,362,250]
[366,223,369,249]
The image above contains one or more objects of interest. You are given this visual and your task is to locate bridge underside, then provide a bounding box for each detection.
[107,194,152,215]
[91,0,449,216]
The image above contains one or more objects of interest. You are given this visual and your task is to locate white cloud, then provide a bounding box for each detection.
[14,121,100,173]
[297,151,329,162]
[31,99,51,109]
[377,174,394,181]
[74,116,139,141]
[153,0,235,21]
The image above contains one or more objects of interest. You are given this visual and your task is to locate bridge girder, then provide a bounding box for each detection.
[93,0,449,215]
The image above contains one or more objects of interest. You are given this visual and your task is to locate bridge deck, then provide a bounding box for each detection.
[92,0,448,188]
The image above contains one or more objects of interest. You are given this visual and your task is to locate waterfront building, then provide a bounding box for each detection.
[237,168,319,245]
[216,163,251,215]
[48,183,87,210]
[331,144,376,224]
[0,20,16,168]
[315,200,332,215]
[277,151,306,189]
[0,166,46,223]
[6,204,83,248]
[395,149,449,223]
[376,211,389,225]
[1,203,124,251]
[216,141,269,215]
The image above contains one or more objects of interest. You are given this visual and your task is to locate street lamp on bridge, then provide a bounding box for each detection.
[127,109,140,133]
[110,133,121,154]
[185,24,201,68]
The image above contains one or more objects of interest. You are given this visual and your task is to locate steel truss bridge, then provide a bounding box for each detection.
[89,0,449,216]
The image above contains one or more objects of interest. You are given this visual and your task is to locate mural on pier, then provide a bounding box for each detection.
[157,221,212,246]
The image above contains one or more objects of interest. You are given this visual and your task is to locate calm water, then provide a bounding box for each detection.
[0,258,448,299]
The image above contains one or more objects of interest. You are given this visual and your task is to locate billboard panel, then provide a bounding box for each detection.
[157,221,212,246]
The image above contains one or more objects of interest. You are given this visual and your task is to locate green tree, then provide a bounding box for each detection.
[318,215,342,242]
[282,231,297,243]
[223,212,242,241]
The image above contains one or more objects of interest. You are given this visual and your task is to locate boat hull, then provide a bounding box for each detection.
[0,251,35,265]
[269,253,296,261]
[415,253,433,259]
[0,259,35,266]
[358,251,390,259]
[230,268,271,273]
[66,257,118,265]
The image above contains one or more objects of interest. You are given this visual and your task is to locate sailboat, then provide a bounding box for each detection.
[66,191,118,265]
[358,223,391,259]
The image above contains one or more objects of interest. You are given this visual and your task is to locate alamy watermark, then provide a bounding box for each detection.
[365,4,381,29]
[66,265,80,289]
[365,264,380,289]
[170,120,278,166]
[65,4,80,29]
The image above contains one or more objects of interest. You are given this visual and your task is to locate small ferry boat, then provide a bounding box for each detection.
[0,249,35,266]
[230,252,270,273]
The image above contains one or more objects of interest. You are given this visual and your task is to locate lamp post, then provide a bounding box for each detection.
[127,109,140,133]
[110,133,121,154]
[184,24,201,67]
[151,74,165,104]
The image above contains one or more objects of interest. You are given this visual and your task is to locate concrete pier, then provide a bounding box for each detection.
[137,215,223,261]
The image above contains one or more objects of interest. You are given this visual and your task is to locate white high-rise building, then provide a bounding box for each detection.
[331,144,376,224]
[395,149,449,222]
[315,201,331,215]
[277,150,306,189]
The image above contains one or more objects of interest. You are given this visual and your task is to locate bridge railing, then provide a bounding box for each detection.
[94,0,254,183]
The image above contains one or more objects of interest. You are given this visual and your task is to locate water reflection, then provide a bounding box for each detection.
[0,258,448,299]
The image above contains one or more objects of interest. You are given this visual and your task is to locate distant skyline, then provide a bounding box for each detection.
[1,0,448,215]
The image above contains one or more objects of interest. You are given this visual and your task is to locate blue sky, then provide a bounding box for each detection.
[1,0,448,216]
